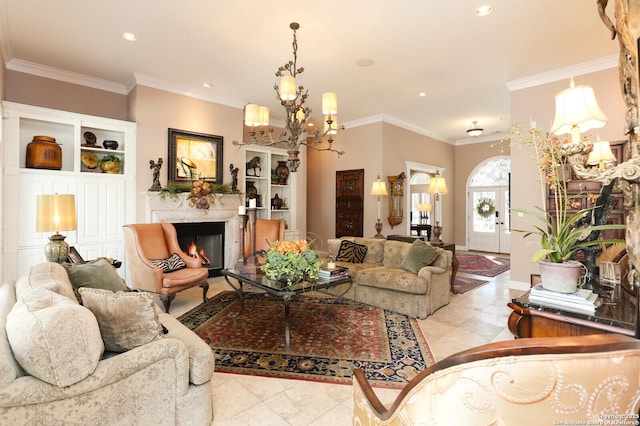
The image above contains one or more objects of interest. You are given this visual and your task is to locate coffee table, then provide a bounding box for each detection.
[221,268,353,351]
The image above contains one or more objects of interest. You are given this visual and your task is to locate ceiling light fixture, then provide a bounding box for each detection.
[466,121,484,137]
[122,32,137,41]
[202,82,212,88]
[476,5,492,16]
[233,23,344,172]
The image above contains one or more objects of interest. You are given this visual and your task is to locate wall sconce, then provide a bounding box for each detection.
[370,175,388,239]
[36,194,77,263]
[427,170,448,245]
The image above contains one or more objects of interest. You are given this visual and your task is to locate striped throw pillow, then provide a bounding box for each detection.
[335,240,368,263]
[150,253,187,272]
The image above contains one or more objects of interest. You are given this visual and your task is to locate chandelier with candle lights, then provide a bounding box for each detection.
[233,22,344,172]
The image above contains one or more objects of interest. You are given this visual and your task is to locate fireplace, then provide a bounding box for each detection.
[173,222,225,277]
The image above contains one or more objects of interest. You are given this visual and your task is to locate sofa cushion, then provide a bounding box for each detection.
[15,262,77,303]
[382,240,414,269]
[63,258,129,298]
[79,288,164,353]
[357,267,428,295]
[401,239,438,273]
[336,240,368,263]
[6,288,103,387]
[354,238,385,264]
[0,280,23,388]
[151,252,187,273]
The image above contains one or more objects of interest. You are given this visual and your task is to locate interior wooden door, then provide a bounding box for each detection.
[336,169,364,237]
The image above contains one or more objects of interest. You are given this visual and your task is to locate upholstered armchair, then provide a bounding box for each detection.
[123,223,209,313]
[353,334,640,425]
[244,219,285,261]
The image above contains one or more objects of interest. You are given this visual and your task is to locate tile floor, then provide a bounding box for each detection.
[162,253,522,426]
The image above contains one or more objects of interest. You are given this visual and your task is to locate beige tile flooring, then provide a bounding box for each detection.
[163,255,521,426]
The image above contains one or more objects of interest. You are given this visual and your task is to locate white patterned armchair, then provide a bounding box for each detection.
[353,334,640,425]
[0,262,214,425]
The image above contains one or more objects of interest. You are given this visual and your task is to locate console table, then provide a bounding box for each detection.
[508,288,637,338]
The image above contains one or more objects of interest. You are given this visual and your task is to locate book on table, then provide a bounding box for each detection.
[318,266,350,282]
[529,284,598,315]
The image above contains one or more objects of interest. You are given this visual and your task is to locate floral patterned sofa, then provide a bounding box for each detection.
[0,262,214,425]
[317,237,452,318]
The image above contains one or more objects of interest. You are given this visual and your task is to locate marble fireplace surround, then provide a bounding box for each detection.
[145,193,243,269]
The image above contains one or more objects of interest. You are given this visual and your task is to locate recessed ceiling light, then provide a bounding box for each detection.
[356,58,374,67]
[476,5,492,16]
[202,82,212,88]
[122,32,137,41]
[418,92,426,97]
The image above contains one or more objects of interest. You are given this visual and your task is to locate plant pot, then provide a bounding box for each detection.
[538,260,586,293]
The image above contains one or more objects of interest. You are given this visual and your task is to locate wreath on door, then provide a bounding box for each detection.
[475,198,496,219]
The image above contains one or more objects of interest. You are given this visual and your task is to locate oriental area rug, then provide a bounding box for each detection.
[453,276,489,294]
[457,253,510,277]
[178,291,435,388]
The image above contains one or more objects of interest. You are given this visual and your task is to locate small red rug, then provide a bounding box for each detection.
[179,291,434,387]
[453,276,489,293]
[457,254,510,277]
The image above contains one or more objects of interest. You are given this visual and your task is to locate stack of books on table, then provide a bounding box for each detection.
[529,284,599,315]
[318,266,350,283]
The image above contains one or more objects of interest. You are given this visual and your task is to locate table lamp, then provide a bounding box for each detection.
[427,170,448,245]
[36,194,77,263]
[370,175,388,238]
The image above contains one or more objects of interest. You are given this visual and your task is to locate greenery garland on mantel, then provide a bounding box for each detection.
[158,181,242,201]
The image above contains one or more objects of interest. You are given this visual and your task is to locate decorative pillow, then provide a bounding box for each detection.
[6,288,103,387]
[63,258,129,294]
[401,239,439,274]
[79,288,164,353]
[335,240,368,263]
[150,253,187,273]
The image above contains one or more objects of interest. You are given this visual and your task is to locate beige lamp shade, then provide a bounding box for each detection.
[427,170,448,195]
[370,176,388,196]
[244,104,260,127]
[322,92,338,115]
[550,78,607,136]
[280,75,297,101]
[36,194,77,233]
[259,106,269,126]
[417,203,432,212]
[587,140,616,165]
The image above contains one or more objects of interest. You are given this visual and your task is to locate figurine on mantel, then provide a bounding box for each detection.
[149,158,163,191]
[229,163,239,193]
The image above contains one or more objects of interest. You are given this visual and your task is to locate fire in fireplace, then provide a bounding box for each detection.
[173,222,224,277]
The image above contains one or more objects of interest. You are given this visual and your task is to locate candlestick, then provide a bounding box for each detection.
[249,198,257,209]
[238,206,246,215]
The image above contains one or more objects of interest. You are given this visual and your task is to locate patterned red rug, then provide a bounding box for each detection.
[453,276,489,294]
[457,254,510,277]
[178,291,435,387]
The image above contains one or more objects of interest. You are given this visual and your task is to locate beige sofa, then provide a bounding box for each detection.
[318,237,451,318]
[0,262,214,425]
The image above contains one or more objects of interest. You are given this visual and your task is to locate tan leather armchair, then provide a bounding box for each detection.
[244,219,285,261]
[123,223,209,313]
[353,334,640,425]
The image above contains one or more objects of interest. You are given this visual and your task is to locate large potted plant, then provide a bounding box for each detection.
[511,125,625,293]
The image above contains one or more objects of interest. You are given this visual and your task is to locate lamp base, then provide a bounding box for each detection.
[44,233,69,263]
[373,220,385,239]
[430,223,443,246]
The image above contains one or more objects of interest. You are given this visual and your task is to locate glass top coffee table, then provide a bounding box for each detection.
[221,268,353,351]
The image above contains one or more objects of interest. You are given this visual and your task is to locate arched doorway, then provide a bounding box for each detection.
[467,157,510,253]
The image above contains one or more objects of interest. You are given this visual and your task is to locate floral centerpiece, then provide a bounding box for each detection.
[510,124,625,292]
[260,240,321,286]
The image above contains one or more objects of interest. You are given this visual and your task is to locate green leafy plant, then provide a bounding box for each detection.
[510,124,625,263]
[99,154,121,164]
[260,240,321,286]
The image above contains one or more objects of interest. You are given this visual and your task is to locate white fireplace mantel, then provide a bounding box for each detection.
[145,192,244,268]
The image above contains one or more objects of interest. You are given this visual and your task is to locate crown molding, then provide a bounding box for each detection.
[5,59,128,94]
[130,73,246,109]
[344,113,451,144]
[506,54,618,91]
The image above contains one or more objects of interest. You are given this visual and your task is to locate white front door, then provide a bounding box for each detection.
[468,186,510,253]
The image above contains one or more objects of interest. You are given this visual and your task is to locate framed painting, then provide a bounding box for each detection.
[168,128,223,189]
[67,246,86,264]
